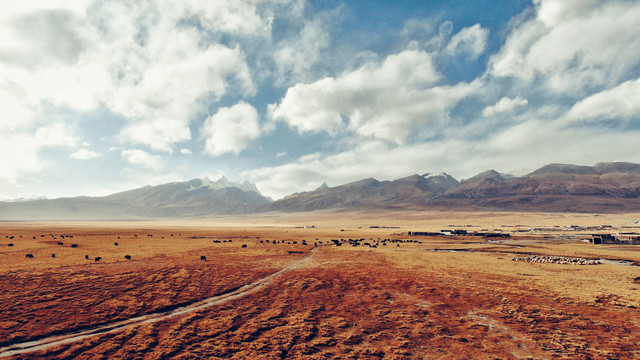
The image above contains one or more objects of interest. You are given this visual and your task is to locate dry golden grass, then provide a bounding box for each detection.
[1,210,640,359]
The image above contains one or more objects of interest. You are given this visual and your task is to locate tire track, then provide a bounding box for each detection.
[0,251,317,358]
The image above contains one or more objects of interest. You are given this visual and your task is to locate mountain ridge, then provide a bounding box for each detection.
[2,162,640,219]
[0,177,271,220]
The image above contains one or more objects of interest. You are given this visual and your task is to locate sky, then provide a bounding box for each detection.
[1,0,640,200]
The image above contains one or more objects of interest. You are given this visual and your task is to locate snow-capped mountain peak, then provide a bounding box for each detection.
[189,177,261,194]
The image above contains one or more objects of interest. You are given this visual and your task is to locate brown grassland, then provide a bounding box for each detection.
[1,210,640,359]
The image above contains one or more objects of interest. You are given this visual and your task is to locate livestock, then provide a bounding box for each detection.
[125,255,132,260]
[51,253,56,258]
[85,255,89,259]
[94,257,102,262]
[8,243,13,247]
[114,242,119,246]
[241,244,247,248]
[71,244,78,248]
[200,255,207,261]
[57,242,64,245]
[512,255,600,265]
[25,254,34,258]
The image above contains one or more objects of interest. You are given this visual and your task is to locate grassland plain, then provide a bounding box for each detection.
[1,210,640,359]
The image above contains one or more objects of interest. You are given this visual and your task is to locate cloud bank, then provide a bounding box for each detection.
[1,0,639,200]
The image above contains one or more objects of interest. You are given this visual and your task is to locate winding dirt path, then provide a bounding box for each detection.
[0,251,317,358]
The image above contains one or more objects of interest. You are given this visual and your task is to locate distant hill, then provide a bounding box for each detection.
[267,162,640,213]
[437,162,640,212]
[264,173,459,212]
[2,162,640,219]
[0,177,271,220]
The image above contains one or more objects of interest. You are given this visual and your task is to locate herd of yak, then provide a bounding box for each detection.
[5,232,426,263]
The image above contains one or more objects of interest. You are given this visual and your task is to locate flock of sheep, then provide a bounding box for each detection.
[512,255,601,265]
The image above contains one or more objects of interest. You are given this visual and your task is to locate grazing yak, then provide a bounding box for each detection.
[25,253,34,258]
[200,255,207,261]
[125,255,132,260]
[94,257,102,262]
[85,255,89,259]
[51,253,56,258]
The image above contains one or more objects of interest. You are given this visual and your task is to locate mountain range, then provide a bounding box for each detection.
[2,162,640,220]
[0,177,271,220]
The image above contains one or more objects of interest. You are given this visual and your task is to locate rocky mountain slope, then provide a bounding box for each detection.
[267,162,640,213]
[2,162,640,219]
[264,173,459,212]
[438,162,640,212]
[0,177,271,220]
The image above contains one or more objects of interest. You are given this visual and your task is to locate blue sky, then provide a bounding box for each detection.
[1,0,640,200]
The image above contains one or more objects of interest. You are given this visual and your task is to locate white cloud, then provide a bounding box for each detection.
[106,22,255,152]
[491,0,640,94]
[180,148,192,155]
[273,15,331,85]
[482,96,528,117]
[445,24,488,60]
[70,149,101,160]
[0,123,77,185]
[270,49,478,143]
[0,86,35,131]
[121,149,164,171]
[201,102,261,156]
[0,0,261,156]
[564,78,640,124]
[0,8,90,68]
[34,123,77,147]
[184,0,283,36]
[0,134,46,186]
